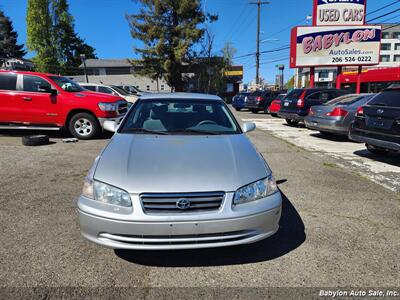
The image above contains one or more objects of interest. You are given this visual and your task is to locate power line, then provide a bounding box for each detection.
[367,0,400,16]
[367,8,400,22]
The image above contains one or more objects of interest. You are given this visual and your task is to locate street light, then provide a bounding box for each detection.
[80,54,89,83]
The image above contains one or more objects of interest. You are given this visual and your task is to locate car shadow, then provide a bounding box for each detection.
[353,149,400,167]
[309,132,349,143]
[0,129,113,140]
[114,192,306,267]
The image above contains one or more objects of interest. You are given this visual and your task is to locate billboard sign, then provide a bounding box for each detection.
[314,0,366,26]
[290,25,381,68]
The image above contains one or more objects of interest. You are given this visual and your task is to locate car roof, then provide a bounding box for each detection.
[139,93,222,101]
[0,70,60,77]
[78,82,110,87]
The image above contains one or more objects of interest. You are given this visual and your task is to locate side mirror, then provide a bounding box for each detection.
[103,120,118,133]
[242,122,256,133]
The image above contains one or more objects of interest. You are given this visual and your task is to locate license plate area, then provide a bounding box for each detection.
[284,101,290,107]
[367,117,393,130]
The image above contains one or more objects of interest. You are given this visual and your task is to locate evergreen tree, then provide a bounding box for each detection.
[50,0,96,72]
[0,10,26,59]
[26,0,60,73]
[128,0,215,91]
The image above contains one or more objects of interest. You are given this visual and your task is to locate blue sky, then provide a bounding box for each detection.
[1,0,397,83]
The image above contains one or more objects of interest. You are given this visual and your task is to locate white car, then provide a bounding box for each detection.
[79,83,138,103]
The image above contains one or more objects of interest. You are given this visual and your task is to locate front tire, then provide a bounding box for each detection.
[68,112,101,140]
[366,144,389,155]
[285,119,299,126]
[235,107,242,111]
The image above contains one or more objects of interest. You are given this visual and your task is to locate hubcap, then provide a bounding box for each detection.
[74,118,93,136]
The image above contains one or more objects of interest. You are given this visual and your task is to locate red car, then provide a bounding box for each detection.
[0,70,128,139]
[269,93,287,117]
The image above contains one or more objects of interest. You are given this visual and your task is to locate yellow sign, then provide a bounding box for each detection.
[224,70,243,76]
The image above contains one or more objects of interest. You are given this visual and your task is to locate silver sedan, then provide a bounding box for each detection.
[305,94,375,136]
[77,93,282,250]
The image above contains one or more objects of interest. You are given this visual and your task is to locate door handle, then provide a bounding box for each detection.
[22,97,32,101]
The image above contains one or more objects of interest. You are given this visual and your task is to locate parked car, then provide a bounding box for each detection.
[117,85,144,96]
[278,88,350,126]
[304,94,375,136]
[232,92,251,111]
[0,70,128,139]
[79,83,138,103]
[349,88,400,154]
[269,93,287,117]
[78,93,282,250]
[246,90,284,114]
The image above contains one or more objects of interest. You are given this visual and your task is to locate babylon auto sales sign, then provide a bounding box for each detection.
[290,25,381,68]
[315,0,366,26]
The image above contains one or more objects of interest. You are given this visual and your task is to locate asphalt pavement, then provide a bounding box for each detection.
[0,110,399,299]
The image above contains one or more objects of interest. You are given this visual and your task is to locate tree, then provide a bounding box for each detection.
[0,10,26,59]
[221,42,236,66]
[285,75,295,90]
[50,0,96,72]
[128,0,214,92]
[27,0,60,73]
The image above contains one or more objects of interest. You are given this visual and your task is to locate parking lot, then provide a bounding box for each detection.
[0,108,399,296]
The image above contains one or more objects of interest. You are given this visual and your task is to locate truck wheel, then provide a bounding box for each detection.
[68,113,101,140]
[235,107,242,111]
[366,144,389,155]
[22,135,50,146]
[285,119,299,126]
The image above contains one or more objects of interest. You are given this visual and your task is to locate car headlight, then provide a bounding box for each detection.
[233,176,278,205]
[98,102,118,112]
[82,178,132,207]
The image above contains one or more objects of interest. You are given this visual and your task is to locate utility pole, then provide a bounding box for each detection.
[250,1,270,87]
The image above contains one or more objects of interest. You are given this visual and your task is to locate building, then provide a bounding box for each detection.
[72,59,171,92]
[294,24,400,89]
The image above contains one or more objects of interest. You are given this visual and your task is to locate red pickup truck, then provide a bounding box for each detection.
[0,70,128,139]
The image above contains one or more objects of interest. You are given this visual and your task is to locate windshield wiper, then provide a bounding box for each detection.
[170,129,220,135]
[122,128,169,135]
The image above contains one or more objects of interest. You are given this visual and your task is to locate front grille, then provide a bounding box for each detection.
[140,192,224,214]
[117,101,128,115]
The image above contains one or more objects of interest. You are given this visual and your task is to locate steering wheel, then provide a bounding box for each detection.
[197,120,217,126]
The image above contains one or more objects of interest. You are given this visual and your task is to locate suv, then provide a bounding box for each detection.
[278,88,349,125]
[79,83,138,103]
[0,70,128,139]
[245,90,284,114]
[232,92,251,111]
[349,88,400,154]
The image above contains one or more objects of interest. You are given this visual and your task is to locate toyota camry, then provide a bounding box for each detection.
[77,93,282,250]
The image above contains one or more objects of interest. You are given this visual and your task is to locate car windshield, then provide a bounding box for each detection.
[285,89,304,99]
[49,76,83,92]
[368,91,400,107]
[111,85,130,96]
[276,94,287,101]
[120,99,240,135]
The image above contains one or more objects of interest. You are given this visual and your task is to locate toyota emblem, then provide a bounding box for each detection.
[176,198,191,210]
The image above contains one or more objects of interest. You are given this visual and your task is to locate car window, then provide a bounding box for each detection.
[83,85,97,92]
[49,76,83,92]
[0,73,17,91]
[23,75,52,92]
[327,94,357,105]
[111,86,130,96]
[368,91,400,107]
[98,86,114,94]
[121,99,240,135]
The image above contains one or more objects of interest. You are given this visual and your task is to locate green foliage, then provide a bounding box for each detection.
[0,10,26,58]
[27,0,96,74]
[27,0,59,73]
[285,75,295,89]
[221,42,236,66]
[128,0,215,91]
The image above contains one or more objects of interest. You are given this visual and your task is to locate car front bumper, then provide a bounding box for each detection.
[77,193,282,250]
[98,116,125,129]
[304,117,347,135]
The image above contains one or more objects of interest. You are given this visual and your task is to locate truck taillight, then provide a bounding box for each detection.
[256,96,262,102]
[356,106,364,117]
[296,91,306,108]
[326,107,348,117]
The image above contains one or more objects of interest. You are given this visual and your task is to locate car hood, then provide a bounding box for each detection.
[73,91,123,102]
[94,133,270,194]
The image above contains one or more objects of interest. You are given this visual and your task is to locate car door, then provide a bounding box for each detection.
[19,74,60,125]
[0,73,20,123]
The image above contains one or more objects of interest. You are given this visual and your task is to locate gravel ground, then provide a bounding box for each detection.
[0,109,399,299]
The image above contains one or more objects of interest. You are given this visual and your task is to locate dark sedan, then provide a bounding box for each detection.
[246,90,283,114]
[305,94,375,136]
